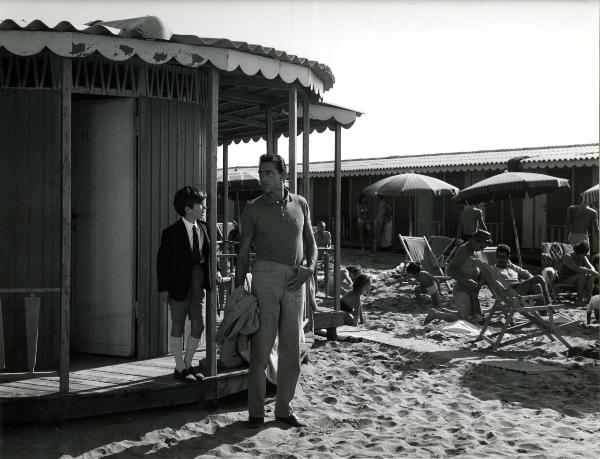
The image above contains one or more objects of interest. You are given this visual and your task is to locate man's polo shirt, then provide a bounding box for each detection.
[240,189,311,266]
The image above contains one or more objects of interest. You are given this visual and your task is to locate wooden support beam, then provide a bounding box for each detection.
[60,58,72,394]
[222,143,229,277]
[302,93,310,204]
[220,93,269,106]
[266,107,273,156]
[221,113,265,129]
[288,86,297,193]
[334,125,342,312]
[206,67,219,377]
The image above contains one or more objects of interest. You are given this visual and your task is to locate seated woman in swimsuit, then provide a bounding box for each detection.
[340,274,371,326]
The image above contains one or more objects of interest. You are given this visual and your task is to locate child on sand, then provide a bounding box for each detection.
[405,262,441,309]
[340,274,371,326]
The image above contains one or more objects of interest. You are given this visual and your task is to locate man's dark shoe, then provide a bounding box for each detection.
[247,416,264,428]
[173,368,195,383]
[186,366,204,381]
[275,414,307,428]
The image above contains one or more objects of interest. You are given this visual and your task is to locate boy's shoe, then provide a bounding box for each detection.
[186,366,204,381]
[173,368,196,383]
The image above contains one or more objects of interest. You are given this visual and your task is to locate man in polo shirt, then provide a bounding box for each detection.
[236,153,317,429]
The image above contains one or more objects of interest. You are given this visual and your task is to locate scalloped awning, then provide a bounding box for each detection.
[0,16,334,94]
[224,101,363,145]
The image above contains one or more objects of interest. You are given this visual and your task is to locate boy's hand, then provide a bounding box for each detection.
[287,266,313,292]
[159,291,169,306]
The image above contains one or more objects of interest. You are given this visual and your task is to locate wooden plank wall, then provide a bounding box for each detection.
[137,97,206,359]
[0,89,62,370]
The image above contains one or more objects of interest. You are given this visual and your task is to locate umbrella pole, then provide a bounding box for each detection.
[509,197,523,266]
[408,198,413,236]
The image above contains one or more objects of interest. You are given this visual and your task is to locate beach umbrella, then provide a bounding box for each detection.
[453,170,570,265]
[581,184,599,205]
[363,172,459,235]
[217,168,261,221]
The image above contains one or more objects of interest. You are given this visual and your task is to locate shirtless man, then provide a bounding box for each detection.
[446,229,492,321]
[456,201,488,241]
[564,198,599,246]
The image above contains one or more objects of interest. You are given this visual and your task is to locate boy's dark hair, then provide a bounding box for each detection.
[358,192,368,204]
[496,244,511,256]
[573,240,590,255]
[173,186,206,217]
[259,153,287,175]
[352,274,371,292]
[405,262,422,275]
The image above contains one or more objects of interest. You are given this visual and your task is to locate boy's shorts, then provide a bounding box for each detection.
[169,265,206,323]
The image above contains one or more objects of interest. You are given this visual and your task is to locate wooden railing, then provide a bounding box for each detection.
[0,288,61,372]
[536,224,566,244]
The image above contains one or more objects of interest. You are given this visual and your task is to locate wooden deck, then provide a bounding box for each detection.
[0,350,248,424]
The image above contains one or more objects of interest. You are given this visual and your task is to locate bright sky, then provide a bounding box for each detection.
[3,0,599,167]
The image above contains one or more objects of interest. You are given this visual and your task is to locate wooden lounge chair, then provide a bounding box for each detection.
[399,234,452,291]
[473,259,577,351]
[428,235,456,267]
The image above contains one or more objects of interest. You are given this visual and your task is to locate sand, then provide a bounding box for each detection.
[1,249,599,458]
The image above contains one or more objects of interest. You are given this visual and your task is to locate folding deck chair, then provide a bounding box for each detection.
[399,234,452,291]
[472,259,577,351]
[428,235,456,268]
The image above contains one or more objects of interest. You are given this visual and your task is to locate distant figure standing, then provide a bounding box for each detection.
[313,220,332,287]
[314,220,332,248]
[456,202,488,241]
[373,194,391,252]
[356,193,372,253]
[564,199,599,246]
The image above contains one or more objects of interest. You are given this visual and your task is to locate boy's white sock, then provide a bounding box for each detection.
[184,336,200,369]
[170,336,185,372]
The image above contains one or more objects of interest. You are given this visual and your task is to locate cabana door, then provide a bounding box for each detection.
[71,98,136,357]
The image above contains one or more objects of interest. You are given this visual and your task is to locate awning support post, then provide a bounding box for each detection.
[206,66,219,377]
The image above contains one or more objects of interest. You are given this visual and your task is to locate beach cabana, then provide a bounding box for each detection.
[0,16,361,422]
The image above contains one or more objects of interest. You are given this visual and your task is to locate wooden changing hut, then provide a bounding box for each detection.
[0,16,361,422]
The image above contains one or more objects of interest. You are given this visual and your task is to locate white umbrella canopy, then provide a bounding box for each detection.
[452,170,570,265]
[363,172,459,197]
[582,184,599,205]
[363,173,459,236]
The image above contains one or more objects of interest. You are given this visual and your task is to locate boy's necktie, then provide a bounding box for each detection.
[192,225,201,265]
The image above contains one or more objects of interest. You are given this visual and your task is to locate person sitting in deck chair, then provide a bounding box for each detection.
[446,229,492,322]
[490,244,552,305]
[405,262,441,309]
[558,240,599,307]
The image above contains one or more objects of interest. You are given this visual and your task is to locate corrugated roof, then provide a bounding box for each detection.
[306,144,599,177]
[0,16,334,92]
[220,144,598,177]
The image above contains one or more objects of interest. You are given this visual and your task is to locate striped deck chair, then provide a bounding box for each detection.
[472,258,577,351]
[399,235,452,291]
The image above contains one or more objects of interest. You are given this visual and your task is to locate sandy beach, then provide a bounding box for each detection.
[1,248,599,458]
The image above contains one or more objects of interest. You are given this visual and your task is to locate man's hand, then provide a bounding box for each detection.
[287,266,313,292]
